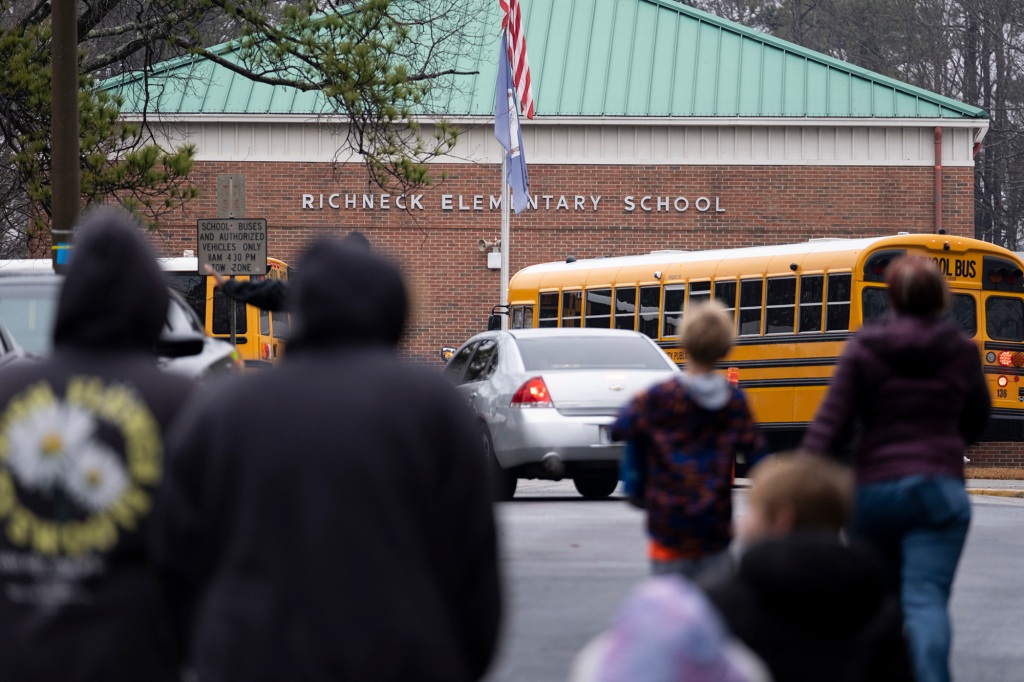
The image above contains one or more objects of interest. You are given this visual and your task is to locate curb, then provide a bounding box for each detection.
[967,489,1024,499]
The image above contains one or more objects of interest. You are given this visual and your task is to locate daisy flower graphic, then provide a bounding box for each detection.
[64,442,129,513]
[5,402,95,494]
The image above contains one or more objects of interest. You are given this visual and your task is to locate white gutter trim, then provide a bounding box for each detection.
[120,112,989,130]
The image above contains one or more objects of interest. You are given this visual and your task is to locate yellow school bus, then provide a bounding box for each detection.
[161,257,290,368]
[507,234,1024,450]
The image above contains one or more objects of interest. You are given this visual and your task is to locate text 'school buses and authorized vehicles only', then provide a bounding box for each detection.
[505,233,1024,453]
[160,256,290,369]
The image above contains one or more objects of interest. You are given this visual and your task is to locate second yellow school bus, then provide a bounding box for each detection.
[507,234,1024,451]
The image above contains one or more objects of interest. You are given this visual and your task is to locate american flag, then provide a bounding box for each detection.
[499,0,535,119]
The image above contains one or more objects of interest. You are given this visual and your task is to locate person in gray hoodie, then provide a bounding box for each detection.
[612,301,766,577]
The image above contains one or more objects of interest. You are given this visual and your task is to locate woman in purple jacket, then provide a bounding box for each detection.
[802,255,990,682]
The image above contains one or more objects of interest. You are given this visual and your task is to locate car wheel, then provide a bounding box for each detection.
[482,425,516,501]
[573,472,619,499]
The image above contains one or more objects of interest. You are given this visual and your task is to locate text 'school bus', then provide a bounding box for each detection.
[160,257,290,369]
[507,234,1024,451]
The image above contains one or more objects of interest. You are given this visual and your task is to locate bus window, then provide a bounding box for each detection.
[689,281,711,309]
[986,297,1024,341]
[714,280,737,322]
[766,277,796,334]
[639,286,660,338]
[272,308,290,338]
[662,285,686,338]
[212,289,247,335]
[562,290,583,327]
[866,289,978,338]
[585,288,612,328]
[260,308,270,335]
[862,286,888,323]
[826,274,852,331]
[538,292,559,328]
[799,275,824,333]
[949,295,977,337]
[614,287,637,330]
[511,305,533,329]
[739,279,763,336]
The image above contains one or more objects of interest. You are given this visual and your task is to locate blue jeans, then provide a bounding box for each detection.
[854,475,971,682]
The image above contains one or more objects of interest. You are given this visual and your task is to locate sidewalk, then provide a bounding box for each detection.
[736,478,1024,499]
[966,479,1024,499]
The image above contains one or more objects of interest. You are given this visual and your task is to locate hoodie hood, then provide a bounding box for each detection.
[678,372,732,410]
[287,236,407,351]
[52,209,168,353]
[856,314,965,377]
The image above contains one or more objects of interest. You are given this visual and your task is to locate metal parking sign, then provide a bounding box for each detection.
[197,218,268,275]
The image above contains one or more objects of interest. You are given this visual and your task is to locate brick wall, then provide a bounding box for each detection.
[967,441,1024,468]
[145,160,974,364]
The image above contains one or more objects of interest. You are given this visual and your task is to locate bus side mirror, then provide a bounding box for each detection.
[487,314,502,331]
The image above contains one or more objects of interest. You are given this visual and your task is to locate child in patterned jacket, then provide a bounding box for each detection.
[612,301,766,577]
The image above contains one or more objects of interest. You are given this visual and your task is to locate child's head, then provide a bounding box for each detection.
[738,451,853,543]
[679,301,734,367]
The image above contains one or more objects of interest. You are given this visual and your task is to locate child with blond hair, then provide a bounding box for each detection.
[612,301,765,577]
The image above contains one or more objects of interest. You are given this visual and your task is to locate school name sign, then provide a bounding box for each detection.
[300,193,725,214]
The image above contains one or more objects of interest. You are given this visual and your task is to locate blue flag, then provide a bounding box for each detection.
[495,31,530,214]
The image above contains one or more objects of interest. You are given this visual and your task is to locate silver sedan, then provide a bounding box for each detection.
[442,328,680,499]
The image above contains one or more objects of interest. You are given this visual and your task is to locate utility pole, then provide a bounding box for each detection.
[51,0,79,271]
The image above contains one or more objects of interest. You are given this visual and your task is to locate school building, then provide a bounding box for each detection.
[107,0,1013,463]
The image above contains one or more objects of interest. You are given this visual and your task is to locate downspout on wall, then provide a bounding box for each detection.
[934,127,943,234]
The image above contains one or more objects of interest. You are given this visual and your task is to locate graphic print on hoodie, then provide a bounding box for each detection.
[0,210,194,682]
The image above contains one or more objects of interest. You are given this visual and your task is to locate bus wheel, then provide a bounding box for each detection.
[573,473,619,499]
[482,426,516,501]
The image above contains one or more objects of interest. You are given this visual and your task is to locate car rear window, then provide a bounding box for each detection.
[515,335,673,371]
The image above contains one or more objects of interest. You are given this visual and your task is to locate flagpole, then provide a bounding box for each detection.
[500,155,510,330]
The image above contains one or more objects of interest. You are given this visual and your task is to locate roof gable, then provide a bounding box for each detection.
[108,0,986,119]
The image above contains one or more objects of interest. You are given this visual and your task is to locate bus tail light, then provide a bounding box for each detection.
[997,351,1014,367]
[261,342,271,360]
[511,377,552,407]
[990,267,1023,285]
[998,376,1009,388]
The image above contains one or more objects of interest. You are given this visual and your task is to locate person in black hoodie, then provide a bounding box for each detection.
[0,209,195,681]
[152,236,503,682]
[699,452,914,682]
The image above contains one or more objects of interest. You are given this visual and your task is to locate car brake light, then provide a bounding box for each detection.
[511,377,552,407]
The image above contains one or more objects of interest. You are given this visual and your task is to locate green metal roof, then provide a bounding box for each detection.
[109,0,986,119]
